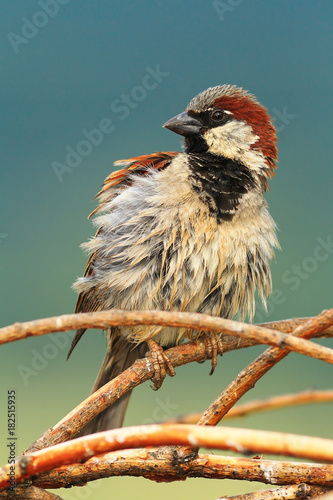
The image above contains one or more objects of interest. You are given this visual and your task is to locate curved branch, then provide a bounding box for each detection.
[1,310,333,367]
[25,310,333,453]
[221,484,331,500]
[1,311,332,496]
[198,309,333,426]
[31,450,333,488]
[164,389,333,424]
[1,425,333,490]
[0,486,65,499]
[25,338,222,453]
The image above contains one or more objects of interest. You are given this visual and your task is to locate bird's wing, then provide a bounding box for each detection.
[90,151,179,217]
[67,152,178,358]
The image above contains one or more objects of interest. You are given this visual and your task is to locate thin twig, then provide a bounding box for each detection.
[25,311,333,453]
[0,485,65,499]
[25,323,333,454]
[1,310,333,367]
[314,491,333,500]
[0,312,314,343]
[163,389,333,424]
[0,312,331,496]
[219,484,331,500]
[25,338,225,452]
[1,425,333,490]
[198,309,333,426]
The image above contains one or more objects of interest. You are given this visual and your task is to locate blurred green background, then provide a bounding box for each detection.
[1,1,332,498]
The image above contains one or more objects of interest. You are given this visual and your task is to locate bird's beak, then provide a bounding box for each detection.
[163,111,202,137]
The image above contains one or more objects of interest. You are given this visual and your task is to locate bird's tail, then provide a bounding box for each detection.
[76,329,146,436]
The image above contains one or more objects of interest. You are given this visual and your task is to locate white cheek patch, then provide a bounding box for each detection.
[204,120,258,157]
[204,120,269,175]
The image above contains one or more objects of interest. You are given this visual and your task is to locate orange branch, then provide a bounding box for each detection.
[32,450,333,488]
[1,310,333,367]
[198,309,333,426]
[1,425,333,490]
[0,485,65,499]
[222,484,331,500]
[164,389,333,424]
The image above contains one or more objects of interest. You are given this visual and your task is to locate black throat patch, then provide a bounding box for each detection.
[187,153,256,223]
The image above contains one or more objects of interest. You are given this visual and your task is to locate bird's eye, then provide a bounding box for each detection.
[211,110,225,122]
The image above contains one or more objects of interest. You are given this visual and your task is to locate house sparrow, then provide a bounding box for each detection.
[68,84,279,434]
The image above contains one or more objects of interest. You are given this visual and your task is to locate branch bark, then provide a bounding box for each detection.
[1,425,333,490]
[24,311,333,454]
[220,484,331,500]
[1,311,332,496]
[164,389,333,424]
[0,485,64,499]
[198,309,333,426]
[1,311,333,368]
[31,450,333,489]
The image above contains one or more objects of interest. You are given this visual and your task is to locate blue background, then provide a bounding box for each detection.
[1,1,332,498]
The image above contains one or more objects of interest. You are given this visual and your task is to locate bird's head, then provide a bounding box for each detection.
[163,85,277,186]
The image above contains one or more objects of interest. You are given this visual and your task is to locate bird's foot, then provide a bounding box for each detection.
[145,339,176,390]
[200,332,224,375]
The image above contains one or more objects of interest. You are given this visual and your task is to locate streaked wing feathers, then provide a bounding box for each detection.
[69,152,178,357]
[89,152,178,218]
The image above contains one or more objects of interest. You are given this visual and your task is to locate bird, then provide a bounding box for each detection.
[67,84,279,434]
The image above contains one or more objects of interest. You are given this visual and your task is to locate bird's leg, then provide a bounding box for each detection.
[200,332,224,375]
[145,339,176,390]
